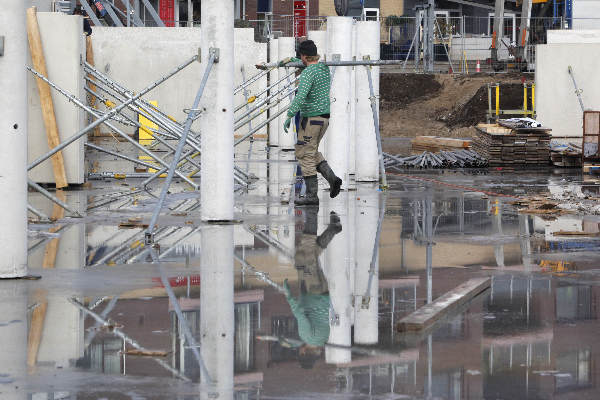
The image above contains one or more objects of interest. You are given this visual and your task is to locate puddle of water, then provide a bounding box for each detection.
[5,170,600,398]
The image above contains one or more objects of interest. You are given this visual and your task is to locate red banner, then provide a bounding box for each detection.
[294,0,308,38]
[159,0,175,27]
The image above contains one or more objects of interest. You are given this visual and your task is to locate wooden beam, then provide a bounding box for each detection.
[26,7,68,188]
[42,190,66,269]
[397,277,491,332]
[27,291,48,367]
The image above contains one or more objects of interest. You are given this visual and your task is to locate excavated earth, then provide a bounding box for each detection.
[379,72,531,139]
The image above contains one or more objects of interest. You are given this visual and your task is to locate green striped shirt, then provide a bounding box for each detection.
[286,293,330,347]
[286,62,331,118]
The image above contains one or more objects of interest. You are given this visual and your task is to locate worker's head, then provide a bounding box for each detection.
[298,40,320,66]
[73,5,86,16]
[298,344,322,369]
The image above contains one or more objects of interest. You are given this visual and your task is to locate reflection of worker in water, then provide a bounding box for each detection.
[283,209,342,368]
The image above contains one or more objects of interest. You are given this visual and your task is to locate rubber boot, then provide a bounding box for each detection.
[317,161,342,198]
[316,212,343,248]
[296,175,319,206]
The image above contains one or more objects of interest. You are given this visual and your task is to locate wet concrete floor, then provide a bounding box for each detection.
[5,165,600,399]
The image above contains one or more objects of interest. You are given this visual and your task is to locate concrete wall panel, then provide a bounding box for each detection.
[573,0,600,29]
[547,29,600,43]
[535,43,600,137]
[91,27,267,139]
[28,13,86,184]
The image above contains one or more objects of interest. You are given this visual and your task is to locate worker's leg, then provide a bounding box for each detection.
[295,117,325,206]
[311,116,342,198]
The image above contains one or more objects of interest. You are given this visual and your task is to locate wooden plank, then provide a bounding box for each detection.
[397,277,490,332]
[27,7,68,188]
[27,290,48,367]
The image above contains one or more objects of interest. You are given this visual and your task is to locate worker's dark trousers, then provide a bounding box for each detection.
[295,116,329,176]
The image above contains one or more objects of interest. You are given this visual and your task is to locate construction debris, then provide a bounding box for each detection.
[384,150,488,169]
[550,142,582,167]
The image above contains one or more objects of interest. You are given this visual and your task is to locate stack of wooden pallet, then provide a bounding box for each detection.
[473,123,551,167]
[411,136,471,153]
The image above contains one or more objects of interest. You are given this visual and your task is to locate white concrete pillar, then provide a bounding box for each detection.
[349,23,358,176]
[355,21,380,182]
[324,192,351,364]
[354,184,379,345]
[268,39,279,146]
[200,225,234,399]
[278,37,296,150]
[326,17,354,190]
[0,284,27,400]
[0,0,28,278]
[308,30,329,161]
[277,150,295,264]
[200,0,234,221]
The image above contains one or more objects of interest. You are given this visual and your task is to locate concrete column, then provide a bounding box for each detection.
[355,21,380,182]
[200,225,234,399]
[324,192,351,364]
[354,184,379,345]
[0,0,28,278]
[278,37,296,150]
[0,284,27,400]
[307,30,329,161]
[268,39,279,146]
[200,0,234,221]
[326,17,353,190]
[349,23,357,176]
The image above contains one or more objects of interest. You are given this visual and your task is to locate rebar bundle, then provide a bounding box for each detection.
[384,150,488,170]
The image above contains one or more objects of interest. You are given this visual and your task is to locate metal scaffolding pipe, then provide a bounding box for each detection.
[146,53,215,242]
[27,204,50,222]
[27,55,197,172]
[27,66,198,188]
[28,179,80,217]
[234,105,289,146]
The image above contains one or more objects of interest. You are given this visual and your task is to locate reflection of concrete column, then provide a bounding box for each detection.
[200,226,234,399]
[519,214,532,270]
[268,148,280,258]
[325,192,351,364]
[0,283,27,400]
[354,184,379,345]
[277,150,295,265]
[0,0,28,278]
[491,199,504,267]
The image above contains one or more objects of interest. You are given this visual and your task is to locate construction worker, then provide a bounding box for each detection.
[281,40,342,206]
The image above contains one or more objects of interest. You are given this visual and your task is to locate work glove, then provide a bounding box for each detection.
[283,117,292,133]
[255,63,268,70]
[278,57,293,67]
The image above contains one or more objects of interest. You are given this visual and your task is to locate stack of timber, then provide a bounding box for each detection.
[411,136,471,153]
[473,123,551,167]
[550,142,582,167]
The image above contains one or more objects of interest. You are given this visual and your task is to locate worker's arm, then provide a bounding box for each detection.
[286,69,314,118]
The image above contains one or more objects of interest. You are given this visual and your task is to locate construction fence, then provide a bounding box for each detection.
[236,15,597,73]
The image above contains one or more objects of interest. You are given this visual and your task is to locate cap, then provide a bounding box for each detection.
[298,40,318,57]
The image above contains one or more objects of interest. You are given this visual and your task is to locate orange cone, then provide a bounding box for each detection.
[476,60,481,73]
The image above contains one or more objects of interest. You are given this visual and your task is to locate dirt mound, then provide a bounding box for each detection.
[380,74,442,110]
[440,83,531,128]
